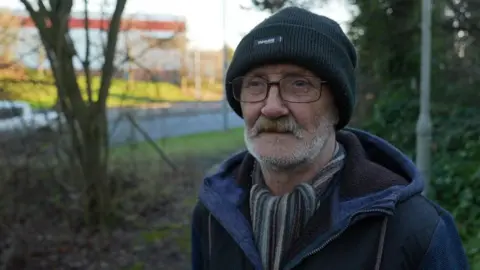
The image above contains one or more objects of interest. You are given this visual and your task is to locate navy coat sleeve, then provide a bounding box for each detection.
[418,212,469,270]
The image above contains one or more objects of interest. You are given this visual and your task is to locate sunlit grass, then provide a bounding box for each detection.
[0,74,223,108]
[111,127,245,160]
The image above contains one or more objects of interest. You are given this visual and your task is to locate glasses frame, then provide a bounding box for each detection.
[229,75,328,104]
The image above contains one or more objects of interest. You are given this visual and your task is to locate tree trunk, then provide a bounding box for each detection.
[80,107,110,226]
[20,0,127,229]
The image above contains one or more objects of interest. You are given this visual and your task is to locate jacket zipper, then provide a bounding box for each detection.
[283,208,392,270]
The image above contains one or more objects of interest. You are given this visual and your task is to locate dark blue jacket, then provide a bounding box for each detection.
[191,129,469,270]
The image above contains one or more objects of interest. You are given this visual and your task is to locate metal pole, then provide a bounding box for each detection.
[221,0,229,131]
[416,0,432,196]
[194,50,201,100]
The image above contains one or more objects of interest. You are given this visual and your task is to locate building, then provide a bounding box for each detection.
[7,10,187,83]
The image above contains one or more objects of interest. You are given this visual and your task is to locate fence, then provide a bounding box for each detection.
[107,101,243,146]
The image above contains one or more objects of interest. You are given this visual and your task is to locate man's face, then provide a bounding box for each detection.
[240,64,338,168]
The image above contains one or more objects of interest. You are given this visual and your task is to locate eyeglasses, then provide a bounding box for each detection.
[230,75,327,103]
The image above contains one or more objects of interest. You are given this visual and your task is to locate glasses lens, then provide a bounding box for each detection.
[232,76,267,102]
[280,76,322,103]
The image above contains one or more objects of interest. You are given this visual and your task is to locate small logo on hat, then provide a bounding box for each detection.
[254,36,283,46]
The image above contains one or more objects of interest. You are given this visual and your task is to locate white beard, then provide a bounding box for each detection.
[244,116,334,169]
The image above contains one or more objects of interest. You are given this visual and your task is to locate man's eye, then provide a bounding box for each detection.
[244,79,264,88]
[247,81,262,87]
[292,80,309,87]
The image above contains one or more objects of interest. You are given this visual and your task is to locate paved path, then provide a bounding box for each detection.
[107,101,223,120]
[108,107,244,145]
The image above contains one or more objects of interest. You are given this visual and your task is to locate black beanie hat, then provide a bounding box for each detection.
[225,6,357,129]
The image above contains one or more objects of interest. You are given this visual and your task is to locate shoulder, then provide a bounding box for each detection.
[386,195,440,256]
[383,194,468,269]
[390,194,450,248]
[393,194,442,231]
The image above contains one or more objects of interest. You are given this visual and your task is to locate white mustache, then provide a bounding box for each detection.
[250,117,303,138]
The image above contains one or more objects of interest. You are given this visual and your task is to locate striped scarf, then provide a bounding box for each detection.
[249,143,346,270]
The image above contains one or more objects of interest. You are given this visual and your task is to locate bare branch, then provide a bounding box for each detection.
[99,0,108,57]
[83,0,93,103]
[20,0,83,118]
[53,0,73,57]
[37,0,50,19]
[97,0,127,106]
[51,0,87,115]
[19,0,50,48]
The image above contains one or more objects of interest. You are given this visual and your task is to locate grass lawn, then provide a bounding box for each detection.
[111,127,245,161]
[0,74,223,108]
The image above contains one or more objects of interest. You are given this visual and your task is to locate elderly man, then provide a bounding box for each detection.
[191,6,468,270]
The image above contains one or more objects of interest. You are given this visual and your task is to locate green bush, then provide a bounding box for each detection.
[358,88,480,268]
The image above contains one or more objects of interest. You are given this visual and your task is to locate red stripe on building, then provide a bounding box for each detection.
[18,16,186,31]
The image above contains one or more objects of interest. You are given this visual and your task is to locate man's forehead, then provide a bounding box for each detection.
[246,64,315,76]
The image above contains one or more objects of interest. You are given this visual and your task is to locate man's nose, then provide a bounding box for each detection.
[260,87,289,118]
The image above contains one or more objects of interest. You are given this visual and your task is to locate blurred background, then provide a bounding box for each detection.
[0,0,478,269]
